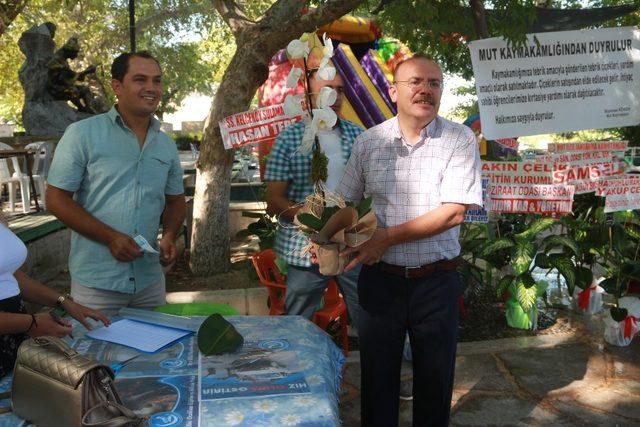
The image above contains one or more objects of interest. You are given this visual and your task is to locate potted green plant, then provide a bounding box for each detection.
[483,215,583,330]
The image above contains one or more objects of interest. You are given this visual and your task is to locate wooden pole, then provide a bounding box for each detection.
[129,0,136,52]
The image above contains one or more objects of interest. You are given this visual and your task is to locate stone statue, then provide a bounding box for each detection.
[47,36,98,114]
[18,22,109,136]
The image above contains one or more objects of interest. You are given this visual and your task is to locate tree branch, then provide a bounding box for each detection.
[255,0,363,51]
[371,0,395,15]
[470,0,490,39]
[135,3,210,36]
[212,0,253,37]
[0,0,28,38]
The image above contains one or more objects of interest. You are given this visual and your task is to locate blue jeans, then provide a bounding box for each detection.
[285,263,362,328]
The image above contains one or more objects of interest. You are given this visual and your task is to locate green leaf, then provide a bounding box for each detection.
[549,255,576,295]
[599,277,620,296]
[482,238,515,257]
[197,314,244,356]
[297,213,323,230]
[625,224,640,240]
[516,279,538,311]
[235,229,254,238]
[541,235,579,256]
[513,240,534,275]
[534,253,551,269]
[496,274,514,299]
[461,224,486,241]
[520,273,537,289]
[574,267,594,291]
[535,280,549,297]
[610,307,629,322]
[320,205,340,226]
[357,197,373,219]
[516,217,556,240]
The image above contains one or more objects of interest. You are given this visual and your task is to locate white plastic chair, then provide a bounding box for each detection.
[25,141,55,210]
[0,142,30,213]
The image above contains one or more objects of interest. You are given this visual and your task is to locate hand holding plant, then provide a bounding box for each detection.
[295,195,376,275]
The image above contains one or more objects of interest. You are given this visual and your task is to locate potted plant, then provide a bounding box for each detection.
[483,215,583,330]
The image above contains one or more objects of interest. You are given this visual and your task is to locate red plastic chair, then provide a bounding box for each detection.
[252,249,349,355]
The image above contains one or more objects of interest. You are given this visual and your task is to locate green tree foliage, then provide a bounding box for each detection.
[0,0,217,125]
[373,0,537,79]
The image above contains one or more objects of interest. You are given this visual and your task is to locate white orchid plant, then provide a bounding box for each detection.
[283,33,338,184]
[283,34,377,274]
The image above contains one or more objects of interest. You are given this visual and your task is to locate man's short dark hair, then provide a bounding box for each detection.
[393,53,438,83]
[111,51,161,82]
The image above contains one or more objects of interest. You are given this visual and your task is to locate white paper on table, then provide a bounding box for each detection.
[133,234,159,254]
[86,319,191,352]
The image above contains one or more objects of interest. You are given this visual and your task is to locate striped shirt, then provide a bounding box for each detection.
[265,119,363,267]
[336,116,483,267]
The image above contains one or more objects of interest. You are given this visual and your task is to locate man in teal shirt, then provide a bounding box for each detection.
[46,51,186,316]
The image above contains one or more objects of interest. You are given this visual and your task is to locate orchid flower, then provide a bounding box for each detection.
[315,57,336,81]
[286,67,303,89]
[316,87,337,109]
[286,39,310,59]
[283,94,304,117]
[311,107,337,131]
[322,33,334,59]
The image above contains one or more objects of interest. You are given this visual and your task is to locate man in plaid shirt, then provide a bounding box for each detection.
[337,55,483,426]
[264,71,363,327]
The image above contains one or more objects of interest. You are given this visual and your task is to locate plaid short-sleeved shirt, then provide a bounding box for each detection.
[337,116,483,267]
[265,119,363,267]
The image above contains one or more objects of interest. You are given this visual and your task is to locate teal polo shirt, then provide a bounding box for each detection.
[47,106,184,294]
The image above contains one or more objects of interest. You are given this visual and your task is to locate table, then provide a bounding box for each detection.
[0,316,345,427]
[0,149,40,212]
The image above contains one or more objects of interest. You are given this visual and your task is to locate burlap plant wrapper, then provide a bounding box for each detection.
[345,210,377,247]
[315,243,347,276]
[295,204,377,276]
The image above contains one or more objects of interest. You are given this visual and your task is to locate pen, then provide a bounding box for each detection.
[109,354,140,376]
[49,310,74,340]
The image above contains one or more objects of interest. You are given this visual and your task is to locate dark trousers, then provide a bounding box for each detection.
[357,264,462,427]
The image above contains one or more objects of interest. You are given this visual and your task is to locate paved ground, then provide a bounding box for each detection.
[339,314,640,426]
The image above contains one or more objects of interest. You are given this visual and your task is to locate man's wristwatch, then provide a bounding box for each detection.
[56,293,72,307]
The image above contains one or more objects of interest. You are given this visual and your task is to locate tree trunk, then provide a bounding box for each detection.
[470,0,490,39]
[0,0,28,37]
[190,46,268,274]
[190,0,363,276]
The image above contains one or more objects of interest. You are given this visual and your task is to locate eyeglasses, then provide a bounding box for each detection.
[394,79,443,91]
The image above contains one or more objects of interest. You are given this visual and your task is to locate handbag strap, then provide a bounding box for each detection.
[33,336,79,359]
[82,402,147,427]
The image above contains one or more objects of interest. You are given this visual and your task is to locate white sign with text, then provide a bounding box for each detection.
[604,184,640,212]
[469,28,640,139]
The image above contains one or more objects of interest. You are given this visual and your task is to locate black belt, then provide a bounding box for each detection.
[376,257,461,279]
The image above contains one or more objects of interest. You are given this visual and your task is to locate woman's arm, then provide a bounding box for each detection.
[14,270,110,329]
[0,311,72,337]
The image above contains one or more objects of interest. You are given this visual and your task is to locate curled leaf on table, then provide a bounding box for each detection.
[197,314,244,356]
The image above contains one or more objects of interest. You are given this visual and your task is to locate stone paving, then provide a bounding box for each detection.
[339,314,640,426]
